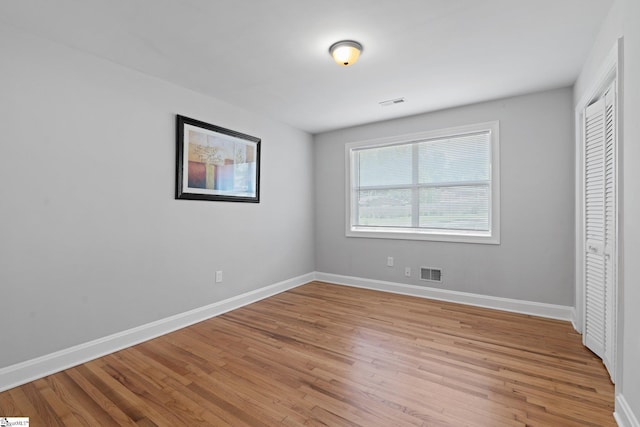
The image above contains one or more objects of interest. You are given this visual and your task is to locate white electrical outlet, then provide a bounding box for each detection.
[405,267,411,277]
[387,257,394,267]
[215,271,223,283]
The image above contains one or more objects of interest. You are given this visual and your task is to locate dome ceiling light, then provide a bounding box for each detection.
[329,40,363,66]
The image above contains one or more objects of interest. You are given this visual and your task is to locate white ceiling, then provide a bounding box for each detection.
[0,0,613,134]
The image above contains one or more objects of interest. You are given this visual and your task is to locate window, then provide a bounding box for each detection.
[346,121,500,244]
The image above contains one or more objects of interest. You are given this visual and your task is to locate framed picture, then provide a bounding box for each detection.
[176,115,260,203]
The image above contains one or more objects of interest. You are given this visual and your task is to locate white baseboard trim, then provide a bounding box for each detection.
[571,307,582,335]
[0,272,578,393]
[615,394,640,427]
[0,272,314,393]
[314,272,574,321]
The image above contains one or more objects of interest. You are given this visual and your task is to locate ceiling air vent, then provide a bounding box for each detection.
[420,267,442,282]
[379,97,406,107]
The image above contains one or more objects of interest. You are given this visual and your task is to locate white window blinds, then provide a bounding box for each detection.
[346,121,500,244]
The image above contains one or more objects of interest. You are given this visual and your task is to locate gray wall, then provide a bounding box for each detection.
[574,0,640,419]
[0,26,315,368]
[621,0,640,415]
[314,88,575,305]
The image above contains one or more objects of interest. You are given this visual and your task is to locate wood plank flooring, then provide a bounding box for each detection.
[0,281,615,426]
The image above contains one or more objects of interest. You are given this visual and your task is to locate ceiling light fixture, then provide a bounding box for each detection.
[329,40,363,66]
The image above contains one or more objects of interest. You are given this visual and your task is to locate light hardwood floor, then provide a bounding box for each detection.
[0,281,615,426]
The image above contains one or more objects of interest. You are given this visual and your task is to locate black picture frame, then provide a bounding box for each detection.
[176,115,260,203]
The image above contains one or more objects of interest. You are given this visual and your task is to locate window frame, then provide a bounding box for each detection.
[345,121,500,244]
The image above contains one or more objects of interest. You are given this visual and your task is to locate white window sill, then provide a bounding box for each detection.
[346,227,500,245]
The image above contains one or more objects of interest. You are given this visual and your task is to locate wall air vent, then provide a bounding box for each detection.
[379,97,406,107]
[420,267,442,282]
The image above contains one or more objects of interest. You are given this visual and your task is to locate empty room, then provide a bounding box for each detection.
[1,0,639,426]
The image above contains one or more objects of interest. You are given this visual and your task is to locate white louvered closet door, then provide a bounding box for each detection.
[583,85,616,380]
